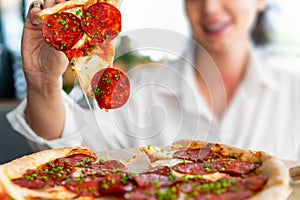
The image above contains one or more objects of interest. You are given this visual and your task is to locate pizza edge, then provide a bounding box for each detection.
[0,146,96,200]
[0,179,10,200]
[171,139,292,200]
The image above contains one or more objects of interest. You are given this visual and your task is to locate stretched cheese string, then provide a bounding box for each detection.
[78,76,111,159]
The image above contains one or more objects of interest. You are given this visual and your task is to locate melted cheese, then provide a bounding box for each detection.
[34,0,122,96]
[140,145,227,182]
[140,145,175,161]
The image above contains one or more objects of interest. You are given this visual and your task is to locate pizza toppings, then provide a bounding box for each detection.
[133,166,179,188]
[42,2,121,54]
[179,176,265,200]
[81,2,121,44]
[40,1,129,110]
[172,147,212,161]
[10,143,270,200]
[172,158,260,176]
[92,67,130,109]
[42,12,83,51]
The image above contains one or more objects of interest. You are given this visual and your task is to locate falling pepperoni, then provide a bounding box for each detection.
[42,12,83,51]
[81,2,122,45]
[91,67,130,109]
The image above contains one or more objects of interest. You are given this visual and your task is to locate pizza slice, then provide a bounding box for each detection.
[34,0,130,110]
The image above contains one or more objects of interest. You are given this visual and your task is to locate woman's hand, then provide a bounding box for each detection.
[22,0,69,91]
[22,0,70,140]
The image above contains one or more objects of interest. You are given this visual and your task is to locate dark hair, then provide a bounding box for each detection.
[251,10,269,45]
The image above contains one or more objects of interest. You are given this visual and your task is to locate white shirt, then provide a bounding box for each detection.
[7,44,300,162]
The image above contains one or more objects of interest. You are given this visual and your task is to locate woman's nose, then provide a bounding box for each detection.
[202,0,222,15]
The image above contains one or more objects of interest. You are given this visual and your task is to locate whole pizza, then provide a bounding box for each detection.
[0,140,291,199]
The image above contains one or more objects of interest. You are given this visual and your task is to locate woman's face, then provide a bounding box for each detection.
[185,0,265,53]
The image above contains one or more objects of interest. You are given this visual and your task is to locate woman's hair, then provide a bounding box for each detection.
[251,9,269,45]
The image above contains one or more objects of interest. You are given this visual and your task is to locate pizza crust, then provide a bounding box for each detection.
[0,146,96,200]
[1,146,95,179]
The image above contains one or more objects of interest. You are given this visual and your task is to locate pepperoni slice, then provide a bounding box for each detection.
[54,154,96,168]
[216,159,260,175]
[133,167,178,188]
[95,159,127,171]
[124,186,157,200]
[173,162,217,175]
[98,173,133,196]
[81,2,121,44]
[173,159,260,175]
[173,148,212,161]
[64,176,101,197]
[124,186,180,200]
[91,67,130,109]
[42,12,83,51]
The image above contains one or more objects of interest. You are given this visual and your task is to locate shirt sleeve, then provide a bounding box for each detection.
[6,91,87,150]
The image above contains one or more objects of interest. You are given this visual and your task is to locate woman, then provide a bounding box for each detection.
[7,0,300,161]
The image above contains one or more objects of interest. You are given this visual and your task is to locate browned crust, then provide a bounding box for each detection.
[1,146,95,179]
[172,139,209,150]
[252,157,292,199]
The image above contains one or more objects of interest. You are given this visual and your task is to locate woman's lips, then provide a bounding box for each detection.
[202,21,230,35]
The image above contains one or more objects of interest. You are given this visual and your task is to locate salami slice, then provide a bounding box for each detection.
[91,67,130,109]
[81,2,121,44]
[173,158,260,175]
[124,186,179,200]
[216,159,260,175]
[173,147,212,161]
[64,177,101,197]
[133,167,178,188]
[90,159,127,174]
[54,154,96,168]
[42,12,83,51]
[124,186,157,200]
[98,173,133,196]
[173,162,217,175]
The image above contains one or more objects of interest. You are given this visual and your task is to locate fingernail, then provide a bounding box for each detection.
[30,1,43,10]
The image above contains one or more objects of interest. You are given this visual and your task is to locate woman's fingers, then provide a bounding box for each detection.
[43,0,56,8]
[56,0,68,3]
[26,0,43,25]
[43,0,67,8]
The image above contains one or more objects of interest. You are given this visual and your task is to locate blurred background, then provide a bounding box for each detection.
[1,0,300,163]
